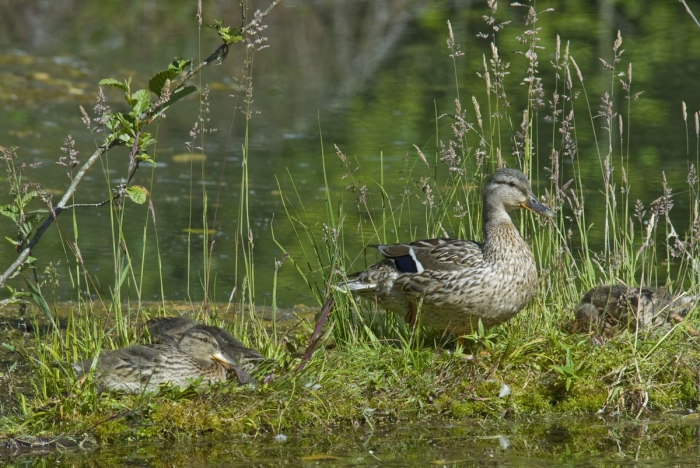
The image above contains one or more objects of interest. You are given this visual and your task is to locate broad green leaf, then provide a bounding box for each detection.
[149,69,179,96]
[115,113,135,134]
[99,78,129,93]
[131,89,152,116]
[126,185,149,204]
[138,132,156,149]
[207,20,242,45]
[18,191,39,206]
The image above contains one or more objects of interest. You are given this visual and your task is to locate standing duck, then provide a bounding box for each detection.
[338,168,553,335]
[72,327,239,393]
[146,316,265,384]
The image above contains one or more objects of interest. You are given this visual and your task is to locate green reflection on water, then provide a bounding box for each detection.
[7,417,700,467]
[0,0,698,308]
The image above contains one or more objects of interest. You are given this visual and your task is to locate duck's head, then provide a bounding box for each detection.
[483,168,554,220]
[177,328,239,369]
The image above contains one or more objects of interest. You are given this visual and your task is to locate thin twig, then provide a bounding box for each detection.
[680,0,700,30]
[295,297,335,372]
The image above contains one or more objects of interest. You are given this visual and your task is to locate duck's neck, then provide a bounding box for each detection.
[482,206,529,262]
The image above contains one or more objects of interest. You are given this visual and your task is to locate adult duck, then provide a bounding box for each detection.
[338,168,553,335]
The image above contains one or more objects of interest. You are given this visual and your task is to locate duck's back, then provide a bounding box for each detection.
[394,226,538,333]
[73,344,227,394]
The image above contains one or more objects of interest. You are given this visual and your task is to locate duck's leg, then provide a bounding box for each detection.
[405,302,418,327]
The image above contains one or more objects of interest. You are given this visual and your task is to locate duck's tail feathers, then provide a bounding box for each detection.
[335,279,377,293]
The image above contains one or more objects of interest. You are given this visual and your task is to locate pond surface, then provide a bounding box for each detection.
[6,416,700,466]
[1,0,699,307]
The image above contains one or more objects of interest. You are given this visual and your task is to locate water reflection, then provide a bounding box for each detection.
[0,0,698,307]
[7,417,700,466]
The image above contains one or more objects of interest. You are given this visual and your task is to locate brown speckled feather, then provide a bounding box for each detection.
[73,328,240,393]
[146,317,266,384]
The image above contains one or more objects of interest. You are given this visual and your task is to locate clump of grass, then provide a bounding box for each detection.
[275,0,700,421]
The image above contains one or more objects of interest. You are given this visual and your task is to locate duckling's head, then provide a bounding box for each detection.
[177,328,238,369]
[483,168,554,223]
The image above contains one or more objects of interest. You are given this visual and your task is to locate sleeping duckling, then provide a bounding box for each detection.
[146,316,266,384]
[73,327,239,393]
[569,285,698,337]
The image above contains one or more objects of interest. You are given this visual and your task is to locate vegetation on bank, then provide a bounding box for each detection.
[1,0,700,450]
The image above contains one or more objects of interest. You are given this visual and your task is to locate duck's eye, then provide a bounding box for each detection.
[508,181,516,187]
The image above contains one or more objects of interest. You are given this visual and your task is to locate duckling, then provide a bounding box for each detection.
[570,285,698,337]
[337,168,553,335]
[72,327,239,393]
[145,316,265,384]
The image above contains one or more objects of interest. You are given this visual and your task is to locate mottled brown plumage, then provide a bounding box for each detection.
[73,327,240,393]
[570,285,698,337]
[338,168,553,335]
[146,316,265,384]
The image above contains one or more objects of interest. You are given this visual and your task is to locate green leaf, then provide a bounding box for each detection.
[23,277,60,335]
[131,89,152,116]
[207,20,242,45]
[0,204,20,222]
[5,237,21,248]
[126,185,149,204]
[138,132,156,149]
[99,78,130,93]
[149,70,179,96]
[115,113,136,135]
[18,191,39,206]
[169,59,191,72]
[136,153,156,168]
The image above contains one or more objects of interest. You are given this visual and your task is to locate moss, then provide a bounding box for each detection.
[4,316,700,446]
[557,380,608,414]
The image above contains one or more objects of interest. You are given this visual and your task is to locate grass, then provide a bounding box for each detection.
[2,0,700,452]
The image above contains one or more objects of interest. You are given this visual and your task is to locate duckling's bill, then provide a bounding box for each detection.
[211,351,236,370]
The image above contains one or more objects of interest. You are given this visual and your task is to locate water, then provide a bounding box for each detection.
[1,0,698,307]
[2,0,700,464]
[6,417,700,466]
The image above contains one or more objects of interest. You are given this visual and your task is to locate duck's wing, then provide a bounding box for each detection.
[378,238,483,273]
[73,344,170,377]
[106,345,171,370]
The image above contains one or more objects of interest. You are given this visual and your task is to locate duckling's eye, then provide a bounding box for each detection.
[508,181,516,187]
